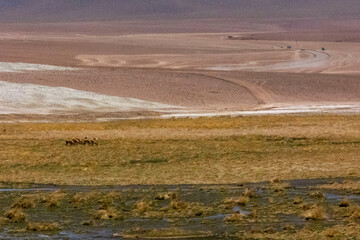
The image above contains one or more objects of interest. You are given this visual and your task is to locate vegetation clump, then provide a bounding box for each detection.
[293,197,303,204]
[309,191,325,199]
[27,222,60,232]
[304,206,325,220]
[224,213,244,222]
[4,208,27,223]
[132,200,153,214]
[339,198,350,207]
[11,195,36,209]
[224,196,249,206]
[93,207,122,220]
[44,190,67,208]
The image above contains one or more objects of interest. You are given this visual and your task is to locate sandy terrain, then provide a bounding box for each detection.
[0,17,359,120]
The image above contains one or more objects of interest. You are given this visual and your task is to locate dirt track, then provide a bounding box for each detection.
[0,20,360,119]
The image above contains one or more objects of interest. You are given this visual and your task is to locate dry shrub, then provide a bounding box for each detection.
[81,220,95,226]
[271,178,280,183]
[27,222,60,232]
[282,225,296,233]
[309,191,325,199]
[93,207,122,220]
[224,213,244,222]
[249,209,258,218]
[323,228,340,238]
[339,198,350,207]
[170,200,188,211]
[155,192,178,200]
[351,207,360,219]
[4,208,27,223]
[293,197,303,205]
[45,190,67,208]
[11,195,36,209]
[132,200,153,214]
[304,206,325,220]
[224,196,249,206]
[302,203,315,210]
[243,188,257,198]
[71,191,102,207]
[270,182,290,193]
[105,191,122,200]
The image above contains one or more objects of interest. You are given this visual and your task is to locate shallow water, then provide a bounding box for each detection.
[0,178,359,239]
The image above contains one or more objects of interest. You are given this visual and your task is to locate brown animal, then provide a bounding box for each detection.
[83,137,98,146]
[65,140,75,146]
[72,138,81,145]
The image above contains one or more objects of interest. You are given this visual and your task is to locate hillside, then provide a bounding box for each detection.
[0,0,359,22]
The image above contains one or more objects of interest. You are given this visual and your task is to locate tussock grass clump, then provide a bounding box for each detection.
[11,195,36,209]
[44,190,67,208]
[309,191,325,199]
[224,213,244,222]
[243,188,257,198]
[93,207,122,220]
[4,208,27,223]
[170,200,188,211]
[271,178,280,183]
[27,222,60,232]
[323,228,340,238]
[293,197,303,205]
[224,196,249,206]
[270,182,290,193]
[339,198,350,207]
[351,207,360,219]
[70,193,88,206]
[81,220,95,226]
[71,191,102,207]
[304,206,325,220]
[155,192,178,200]
[132,200,153,214]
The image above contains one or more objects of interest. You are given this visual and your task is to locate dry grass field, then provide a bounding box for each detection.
[0,1,360,238]
[1,115,360,239]
[1,114,359,186]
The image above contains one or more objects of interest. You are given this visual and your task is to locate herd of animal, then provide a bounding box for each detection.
[65,137,98,146]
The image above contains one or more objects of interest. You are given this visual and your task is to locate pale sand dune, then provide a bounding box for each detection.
[0,80,180,114]
[162,104,360,119]
[0,62,78,73]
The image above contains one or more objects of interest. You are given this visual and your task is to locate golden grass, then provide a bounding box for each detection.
[304,205,325,220]
[3,208,27,223]
[224,213,244,222]
[132,200,153,214]
[339,198,351,208]
[44,190,67,208]
[93,207,122,220]
[293,197,303,205]
[1,115,360,185]
[27,222,60,232]
[11,195,36,209]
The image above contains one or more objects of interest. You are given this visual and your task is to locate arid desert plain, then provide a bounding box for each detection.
[0,1,360,239]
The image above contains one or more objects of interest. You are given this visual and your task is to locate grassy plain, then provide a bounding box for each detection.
[0,114,359,186]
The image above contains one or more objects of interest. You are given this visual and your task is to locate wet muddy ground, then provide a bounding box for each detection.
[0,178,359,239]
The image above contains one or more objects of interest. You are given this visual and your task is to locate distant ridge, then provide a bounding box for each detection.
[0,0,359,22]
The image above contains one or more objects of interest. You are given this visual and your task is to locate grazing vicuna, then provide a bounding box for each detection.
[65,137,98,146]
[72,138,81,145]
[65,140,75,146]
